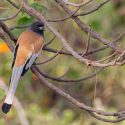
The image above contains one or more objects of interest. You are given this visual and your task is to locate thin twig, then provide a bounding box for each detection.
[0,5,22,21]
[10,24,30,30]
[81,26,91,57]
[76,0,111,16]
[63,0,93,7]
[37,68,103,83]
[35,47,64,65]
[112,32,125,43]
[97,52,117,63]
[93,69,98,103]
[43,46,108,56]
[44,35,56,48]
[47,6,80,22]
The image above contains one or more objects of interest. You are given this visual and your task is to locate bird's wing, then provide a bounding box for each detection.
[21,53,38,76]
[23,34,44,70]
[12,44,19,68]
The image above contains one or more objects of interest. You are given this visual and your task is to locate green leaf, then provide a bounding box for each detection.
[90,20,102,31]
[69,69,79,78]
[30,3,47,12]
[12,29,24,37]
[17,16,34,25]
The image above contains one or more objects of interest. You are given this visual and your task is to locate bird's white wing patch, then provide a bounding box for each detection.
[25,54,37,69]
[25,50,41,70]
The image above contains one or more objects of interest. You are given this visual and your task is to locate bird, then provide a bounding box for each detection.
[2,21,45,113]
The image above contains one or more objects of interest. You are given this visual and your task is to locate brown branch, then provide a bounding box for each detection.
[6,0,19,9]
[37,68,103,83]
[89,112,125,123]
[0,21,17,42]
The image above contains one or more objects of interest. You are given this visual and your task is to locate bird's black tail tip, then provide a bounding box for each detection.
[2,103,11,114]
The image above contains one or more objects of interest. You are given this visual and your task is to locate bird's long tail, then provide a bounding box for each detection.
[2,65,24,113]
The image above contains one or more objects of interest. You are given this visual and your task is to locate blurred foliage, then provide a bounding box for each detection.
[1,0,125,125]
[0,42,10,53]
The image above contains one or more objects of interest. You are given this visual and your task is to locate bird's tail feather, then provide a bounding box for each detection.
[2,65,24,113]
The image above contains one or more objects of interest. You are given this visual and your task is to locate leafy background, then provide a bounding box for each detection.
[1,0,125,125]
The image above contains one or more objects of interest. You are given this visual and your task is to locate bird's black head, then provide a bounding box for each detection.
[30,21,44,36]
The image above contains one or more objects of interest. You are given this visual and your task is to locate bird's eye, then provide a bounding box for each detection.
[39,26,44,30]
